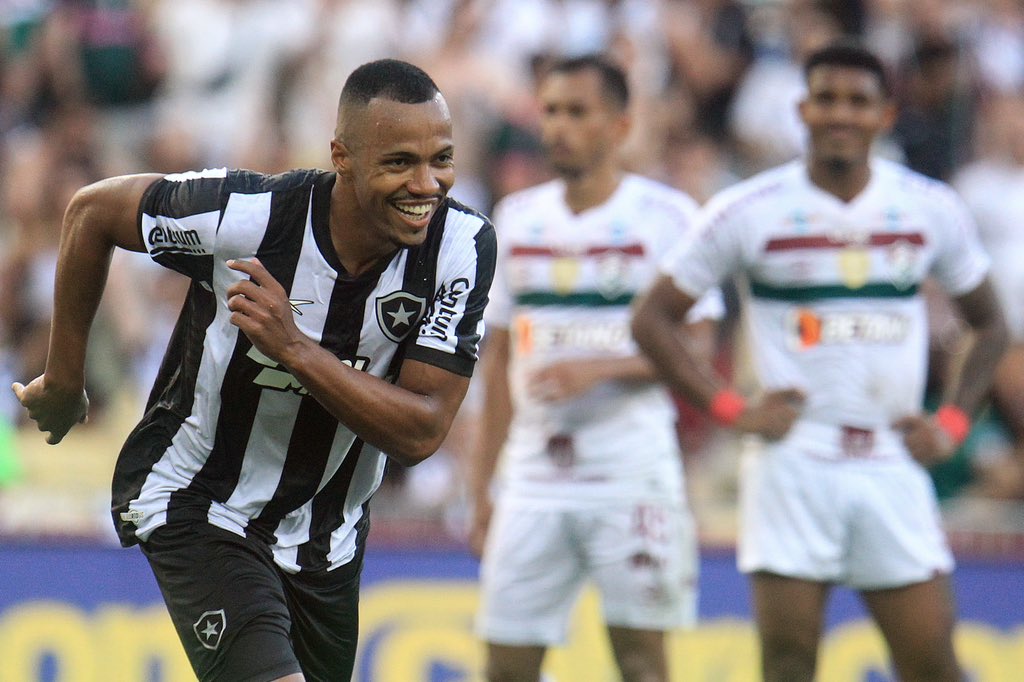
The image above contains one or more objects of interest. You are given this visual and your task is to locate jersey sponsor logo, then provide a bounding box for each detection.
[247,346,369,394]
[377,291,428,343]
[514,316,631,355]
[147,225,209,255]
[421,278,469,341]
[193,609,226,651]
[788,309,910,350]
[119,510,144,524]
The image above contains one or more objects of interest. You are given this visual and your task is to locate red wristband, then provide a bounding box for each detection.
[710,389,746,427]
[935,405,971,446]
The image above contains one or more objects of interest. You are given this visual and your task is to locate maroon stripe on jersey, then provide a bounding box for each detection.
[764,233,925,251]
[510,243,645,257]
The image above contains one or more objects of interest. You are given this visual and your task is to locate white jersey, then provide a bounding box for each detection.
[954,160,1024,340]
[487,174,720,503]
[663,159,990,460]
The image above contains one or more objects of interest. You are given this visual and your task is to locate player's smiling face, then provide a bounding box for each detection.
[333,94,455,250]
[799,65,895,172]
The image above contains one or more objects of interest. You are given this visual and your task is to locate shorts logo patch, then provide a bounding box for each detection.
[193,609,226,651]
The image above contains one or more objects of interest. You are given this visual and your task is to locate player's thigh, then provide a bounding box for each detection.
[861,575,960,679]
[141,522,301,682]
[281,544,364,682]
[587,501,698,631]
[477,504,583,646]
[750,572,830,653]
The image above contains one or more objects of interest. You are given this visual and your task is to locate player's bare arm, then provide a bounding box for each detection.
[895,277,1008,465]
[632,274,803,440]
[12,173,162,444]
[226,257,469,466]
[466,327,512,557]
[947,277,1009,413]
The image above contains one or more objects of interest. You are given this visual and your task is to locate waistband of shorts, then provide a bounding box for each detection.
[776,419,908,462]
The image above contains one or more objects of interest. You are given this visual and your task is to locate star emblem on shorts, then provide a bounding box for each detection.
[193,609,227,651]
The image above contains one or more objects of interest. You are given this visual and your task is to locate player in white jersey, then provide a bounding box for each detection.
[13,60,496,682]
[632,43,1008,682]
[469,54,721,682]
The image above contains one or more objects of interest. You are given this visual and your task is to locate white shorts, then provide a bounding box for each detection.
[476,497,698,646]
[737,441,954,590]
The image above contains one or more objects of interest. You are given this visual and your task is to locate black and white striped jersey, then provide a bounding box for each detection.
[111,168,495,573]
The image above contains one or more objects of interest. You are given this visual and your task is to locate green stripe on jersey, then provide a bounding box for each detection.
[515,291,634,307]
[749,281,919,302]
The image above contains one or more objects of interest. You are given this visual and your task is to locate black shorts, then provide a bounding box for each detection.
[140,521,363,682]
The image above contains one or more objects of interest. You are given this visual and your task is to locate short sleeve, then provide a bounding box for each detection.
[660,194,746,299]
[406,215,497,377]
[928,186,990,296]
[137,169,228,283]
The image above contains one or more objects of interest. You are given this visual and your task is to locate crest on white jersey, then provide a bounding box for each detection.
[376,291,427,343]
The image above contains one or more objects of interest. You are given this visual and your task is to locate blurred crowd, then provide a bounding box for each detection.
[1,0,1023,539]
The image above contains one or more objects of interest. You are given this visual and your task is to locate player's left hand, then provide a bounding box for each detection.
[528,360,604,402]
[227,258,309,365]
[893,413,957,466]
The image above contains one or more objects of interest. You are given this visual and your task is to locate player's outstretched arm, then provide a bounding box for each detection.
[225,257,472,467]
[12,174,161,444]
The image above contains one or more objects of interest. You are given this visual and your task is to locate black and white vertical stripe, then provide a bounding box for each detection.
[113,168,495,573]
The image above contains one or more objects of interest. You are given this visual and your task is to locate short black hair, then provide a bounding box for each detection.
[804,41,890,96]
[339,59,440,107]
[543,54,630,110]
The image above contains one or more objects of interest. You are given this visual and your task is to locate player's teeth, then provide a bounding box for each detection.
[396,203,431,218]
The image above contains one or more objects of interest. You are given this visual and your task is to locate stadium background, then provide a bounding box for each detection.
[1,1,1022,680]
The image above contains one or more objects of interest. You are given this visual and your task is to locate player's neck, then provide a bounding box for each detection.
[562,165,623,214]
[806,158,871,203]
[329,183,398,277]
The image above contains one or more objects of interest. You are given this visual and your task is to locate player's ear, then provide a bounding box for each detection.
[331,138,352,178]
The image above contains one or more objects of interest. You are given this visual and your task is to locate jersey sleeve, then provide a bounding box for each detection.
[660,191,746,300]
[137,169,229,284]
[406,214,497,377]
[928,184,990,296]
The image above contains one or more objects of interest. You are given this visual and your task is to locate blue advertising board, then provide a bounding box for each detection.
[0,540,1021,681]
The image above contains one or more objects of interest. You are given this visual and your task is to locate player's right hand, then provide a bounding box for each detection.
[11,377,89,445]
[735,388,805,441]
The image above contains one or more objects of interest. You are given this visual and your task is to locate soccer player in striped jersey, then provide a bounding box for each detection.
[632,42,1008,682]
[469,54,722,682]
[13,59,495,682]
